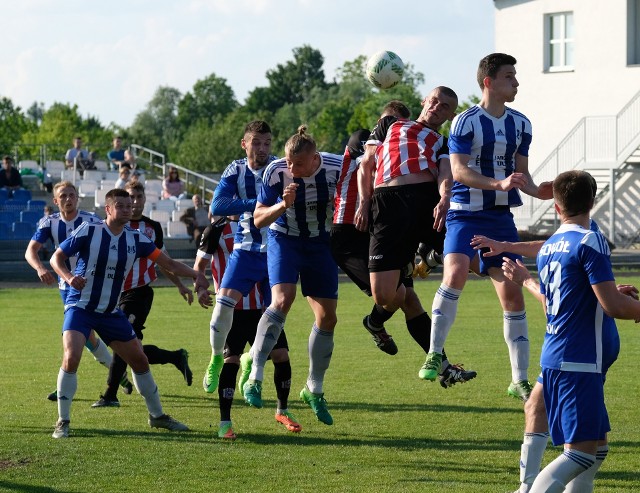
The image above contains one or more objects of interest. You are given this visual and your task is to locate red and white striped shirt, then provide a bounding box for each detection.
[369,117,445,187]
[333,148,359,225]
[122,216,164,290]
[197,220,263,311]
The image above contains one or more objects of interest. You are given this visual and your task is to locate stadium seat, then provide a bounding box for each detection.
[78,180,99,198]
[175,198,192,210]
[103,171,119,181]
[0,222,12,240]
[94,160,108,171]
[150,210,171,224]
[27,199,47,212]
[0,188,8,204]
[83,170,104,182]
[144,180,163,195]
[166,220,190,239]
[0,211,15,224]
[95,189,108,208]
[60,170,81,182]
[12,189,32,202]
[12,221,35,240]
[45,160,66,180]
[155,199,176,212]
[145,191,160,204]
[18,160,40,173]
[100,179,117,191]
[20,210,42,225]
[171,209,184,222]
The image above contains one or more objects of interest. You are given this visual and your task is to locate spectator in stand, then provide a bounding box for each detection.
[180,194,210,244]
[162,166,186,200]
[44,205,54,216]
[64,137,90,170]
[123,149,136,170]
[115,167,131,189]
[0,155,23,197]
[107,136,126,171]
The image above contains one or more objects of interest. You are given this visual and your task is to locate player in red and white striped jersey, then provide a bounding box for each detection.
[194,217,297,439]
[90,182,199,408]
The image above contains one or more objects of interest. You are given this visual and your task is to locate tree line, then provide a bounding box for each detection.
[0,45,477,173]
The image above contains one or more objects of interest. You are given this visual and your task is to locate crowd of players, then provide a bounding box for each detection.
[26,52,640,493]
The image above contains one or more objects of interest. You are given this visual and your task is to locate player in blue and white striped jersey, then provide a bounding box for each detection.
[202,121,281,395]
[242,125,341,426]
[48,188,211,438]
[24,180,132,401]
[422,54,553,402]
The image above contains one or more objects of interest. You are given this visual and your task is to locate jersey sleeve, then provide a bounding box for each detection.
[517,119,533,157]
[580,232,615,285]
[367,115,397,145]
[31,216,52,244]
[257,164,282,207]
[59,222,90,257]
[211,165,257,216]
[448,113,474,155]
[136,232,160,259]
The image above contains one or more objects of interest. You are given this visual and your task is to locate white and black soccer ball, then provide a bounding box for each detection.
[365,51,404,90]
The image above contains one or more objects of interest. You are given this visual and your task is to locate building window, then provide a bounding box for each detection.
[545,12,574,72]
[629,0,640,65]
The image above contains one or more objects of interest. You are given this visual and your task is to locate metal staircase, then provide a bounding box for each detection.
[513,89,640,246]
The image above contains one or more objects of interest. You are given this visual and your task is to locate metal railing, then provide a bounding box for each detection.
[130,144,219,202]
[514,89,640,232]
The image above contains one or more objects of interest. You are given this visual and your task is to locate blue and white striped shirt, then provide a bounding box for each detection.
[211,156,277,252]
[32,210,102,293]
[258,153,342,239]
[59,221,159,314]
[449,104,532,211]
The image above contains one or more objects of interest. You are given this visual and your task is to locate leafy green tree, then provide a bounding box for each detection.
[176,74,239,132]
[0,97,30,156]
[129,86,182,156]
[245,45,330,113]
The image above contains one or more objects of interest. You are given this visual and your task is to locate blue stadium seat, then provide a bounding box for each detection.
[0,189,8,204]
[20,210,42,225]
[12,189,32,202]
[27,199,47,212]
[12,221,35,240]
[0,221,12,240]
[0,211,16,223]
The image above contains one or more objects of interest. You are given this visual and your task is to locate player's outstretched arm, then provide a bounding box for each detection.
[155,252,212,308]
[514,154,553,200]
[472,235,544,258]
[502,257,544,305]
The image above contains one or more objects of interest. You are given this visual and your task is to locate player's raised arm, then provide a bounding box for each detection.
[253,183,298,229]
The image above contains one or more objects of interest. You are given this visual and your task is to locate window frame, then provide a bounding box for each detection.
[544,11,575,73]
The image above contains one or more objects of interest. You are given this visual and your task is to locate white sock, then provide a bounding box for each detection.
[249,308,285,382]
[132,370,164,418]
[530,448,595,493]
[504,310,529,382]
[57,368,77,422]
[210,296,237,354]
[430,284,461,353]
[564,445,608,493]
[87,338,112,369]
[306,324,334,394]
[519,432,550,490]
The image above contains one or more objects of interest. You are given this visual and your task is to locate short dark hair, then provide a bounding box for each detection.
[381,100,411,119]
[433,86,458,103]
[553,170,595,217]
[105,188,130,203]
[3,155,13,163]
[477,53,517,90]
[125,182,145,194]
[285,125,316,156]
[244,120,271,135]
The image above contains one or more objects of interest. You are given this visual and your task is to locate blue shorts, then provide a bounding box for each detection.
[267,233,338,299]
[542,368,610,446]
[220,249,271,306]
[62,306,137,345]
[444,208,521,275]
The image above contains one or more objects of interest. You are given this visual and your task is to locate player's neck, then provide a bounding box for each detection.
[105,218,125,235]
[479,98,506,119]
[562,214,590,229]
[60,210,79,222]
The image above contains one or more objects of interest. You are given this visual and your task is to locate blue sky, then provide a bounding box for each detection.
[1,0,494,128]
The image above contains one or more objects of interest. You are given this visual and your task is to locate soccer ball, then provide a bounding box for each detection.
[365,51,404,90]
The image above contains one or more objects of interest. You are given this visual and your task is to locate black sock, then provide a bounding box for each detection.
[218,363,239,422]
[273,360,292,410]
[104,353,127,399]
[143,344,174,365]
[369,304,394,329]
[405,312,448,360]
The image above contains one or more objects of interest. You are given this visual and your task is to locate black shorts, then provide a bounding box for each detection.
[331,224,371,295]
[369,182,445,272]
[118,284,154,339]
[223,309,290,358]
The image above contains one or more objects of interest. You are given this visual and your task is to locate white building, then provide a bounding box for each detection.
[494,0,640,245]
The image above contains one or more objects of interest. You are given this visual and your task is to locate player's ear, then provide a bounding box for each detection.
[240,139,247,150]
